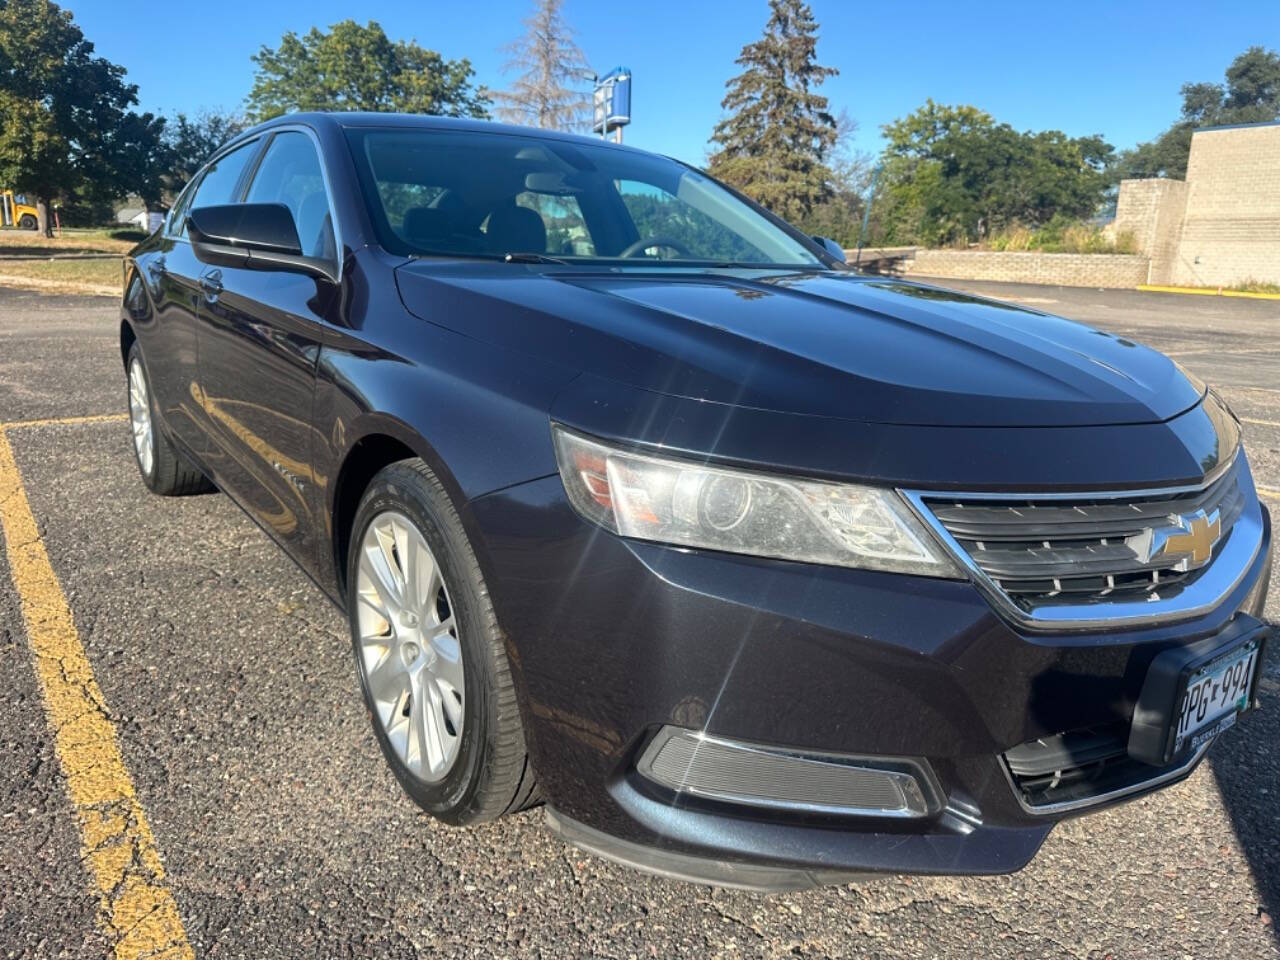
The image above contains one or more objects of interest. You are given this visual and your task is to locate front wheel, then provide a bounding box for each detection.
[18,214,35,230]
[347,459,539,824]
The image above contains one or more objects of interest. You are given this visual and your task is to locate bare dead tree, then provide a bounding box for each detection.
[493,0,592,131]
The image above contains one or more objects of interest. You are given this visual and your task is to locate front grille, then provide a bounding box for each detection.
[919,458,1246,612]
[1004,723,1202,813]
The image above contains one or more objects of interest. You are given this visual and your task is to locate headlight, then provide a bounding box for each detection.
[552,426,962,578]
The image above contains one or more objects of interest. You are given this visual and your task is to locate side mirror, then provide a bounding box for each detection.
[812,235,847,263]
[188,203,336,283]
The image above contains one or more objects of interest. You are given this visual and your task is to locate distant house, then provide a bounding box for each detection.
[114,194,166,232]
[115,204,147,228]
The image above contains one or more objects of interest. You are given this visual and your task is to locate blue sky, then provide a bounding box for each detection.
[75,0,1279,164]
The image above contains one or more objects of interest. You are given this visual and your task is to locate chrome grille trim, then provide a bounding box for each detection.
[902,452,1266,631]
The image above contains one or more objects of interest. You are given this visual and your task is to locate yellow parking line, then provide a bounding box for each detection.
[1137,283,1280,301]
[1,412,129,430]
[0,424,193,960]
[1259,486,1280,503]
[1241,416,1280,429]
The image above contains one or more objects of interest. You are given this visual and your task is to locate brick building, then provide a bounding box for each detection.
[1115,121,1280,287]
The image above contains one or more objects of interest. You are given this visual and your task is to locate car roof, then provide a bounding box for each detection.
[226,111,659,159]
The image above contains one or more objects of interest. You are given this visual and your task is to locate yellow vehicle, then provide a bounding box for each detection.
[1,190,38,230]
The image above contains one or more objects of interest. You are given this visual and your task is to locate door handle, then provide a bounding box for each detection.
[199,271,223,300]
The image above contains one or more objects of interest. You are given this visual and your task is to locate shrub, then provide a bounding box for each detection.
[1234,278,1280,294]
[983,218,1136,255]
[987,225,1034,251]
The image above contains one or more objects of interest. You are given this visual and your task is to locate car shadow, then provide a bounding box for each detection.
[1208,640,1279,945]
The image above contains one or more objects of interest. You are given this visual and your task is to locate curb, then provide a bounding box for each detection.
[1137,284,1280,301]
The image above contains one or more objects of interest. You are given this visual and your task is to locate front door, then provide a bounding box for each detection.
[144,138,261,459]
[194,129,340,581]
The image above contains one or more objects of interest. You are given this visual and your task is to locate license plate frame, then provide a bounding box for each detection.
[1171,639,1260,755]
[1128,618,1269,767]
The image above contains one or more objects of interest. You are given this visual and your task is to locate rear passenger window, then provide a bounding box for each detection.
[245,131,336,261]
[188,140,259,217]
[167,177,200,236]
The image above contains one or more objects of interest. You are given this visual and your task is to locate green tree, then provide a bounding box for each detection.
[707,0,838,225]
[874,100,1112,246]
[1117,46,1280,180]
[162,110,245,198]
[247,20,490,121]
[494,0,592,131]
[106,109,170,213]
[0,0,147,233]
[802,111,872,245]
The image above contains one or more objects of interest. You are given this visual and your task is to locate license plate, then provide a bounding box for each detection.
[1173,639,1260,755]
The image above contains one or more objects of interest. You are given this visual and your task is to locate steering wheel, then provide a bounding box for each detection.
[618,235,694,259]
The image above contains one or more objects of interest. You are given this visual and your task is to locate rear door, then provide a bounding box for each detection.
[143,139,260,458]
[194,128,341,578]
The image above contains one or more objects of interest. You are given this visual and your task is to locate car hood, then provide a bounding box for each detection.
[394,265,1203,428]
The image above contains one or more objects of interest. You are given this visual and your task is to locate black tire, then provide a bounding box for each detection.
[126,343,215,496]
[18,214,35,230]
[347,458,539,824]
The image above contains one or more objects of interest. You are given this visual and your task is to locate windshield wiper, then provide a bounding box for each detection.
[503,252,570,265]
[707,261,829,270]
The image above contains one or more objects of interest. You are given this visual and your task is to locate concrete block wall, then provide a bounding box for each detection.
[1170,123,1280,287]
[1114,178,1189,284]
[899,250,1150,288]
[880,122,1279,290]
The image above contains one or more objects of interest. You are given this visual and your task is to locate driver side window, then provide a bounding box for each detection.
[245,131,336,262]
[171,139,259,238]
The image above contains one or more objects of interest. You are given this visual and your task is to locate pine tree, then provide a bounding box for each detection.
[494,0,592,131]
[708,0,838,224]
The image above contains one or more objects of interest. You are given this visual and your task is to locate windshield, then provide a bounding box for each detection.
[345,127,826,268]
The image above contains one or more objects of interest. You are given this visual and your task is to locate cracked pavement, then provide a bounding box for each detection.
[0,282,1277,958]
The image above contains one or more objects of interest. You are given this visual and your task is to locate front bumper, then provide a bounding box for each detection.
[469,475,1272,888]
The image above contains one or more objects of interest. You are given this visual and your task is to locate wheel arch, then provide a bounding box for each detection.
[120,317,137,368]
[329,416,485,603]
[119,259,149,368]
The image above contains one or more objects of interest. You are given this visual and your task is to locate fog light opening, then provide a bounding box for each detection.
[636,727,938,819]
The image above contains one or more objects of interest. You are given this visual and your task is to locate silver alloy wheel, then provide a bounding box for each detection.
[128,357,154,477]
[355,510,465,782]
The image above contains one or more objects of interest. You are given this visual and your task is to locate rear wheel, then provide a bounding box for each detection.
[126,344,214,495]
[18,214,35,230]
[347,459,539,824]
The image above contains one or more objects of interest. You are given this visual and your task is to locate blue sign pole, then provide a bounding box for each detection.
[592,68,632,143]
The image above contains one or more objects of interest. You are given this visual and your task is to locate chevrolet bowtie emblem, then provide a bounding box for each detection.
[1145,508,1222,571]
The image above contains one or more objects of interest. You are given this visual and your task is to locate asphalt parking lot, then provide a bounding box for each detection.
[1,279,1277,959]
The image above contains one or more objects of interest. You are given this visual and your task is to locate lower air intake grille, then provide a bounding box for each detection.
[1004,723,1207,813]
